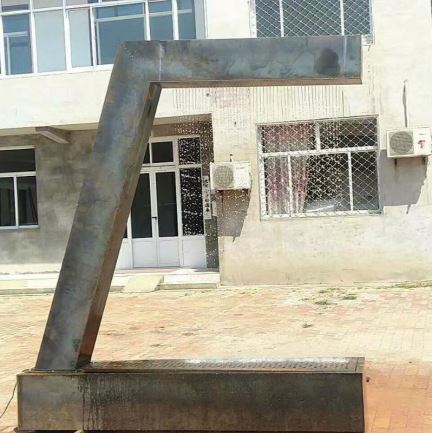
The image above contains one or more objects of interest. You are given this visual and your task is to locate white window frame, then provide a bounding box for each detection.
[257,116,381,220]
[250,0,374,43]
[0,0,201,77]
[0,146,38,230]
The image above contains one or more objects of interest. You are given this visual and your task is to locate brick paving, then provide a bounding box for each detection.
[1,285,432,432]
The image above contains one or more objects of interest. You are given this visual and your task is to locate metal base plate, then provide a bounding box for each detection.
[18,357,365,432]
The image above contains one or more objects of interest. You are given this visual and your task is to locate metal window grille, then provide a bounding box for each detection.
[258,117,380,218]
[254,0,372,38]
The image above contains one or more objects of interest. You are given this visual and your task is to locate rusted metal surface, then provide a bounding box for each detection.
[18,357,365,432]
[84,357,363,372]
[34,35,362,372]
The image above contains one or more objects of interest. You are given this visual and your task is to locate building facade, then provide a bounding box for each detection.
[1,0,432,285]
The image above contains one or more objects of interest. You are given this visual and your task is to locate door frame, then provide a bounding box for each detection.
[121,135,206,269]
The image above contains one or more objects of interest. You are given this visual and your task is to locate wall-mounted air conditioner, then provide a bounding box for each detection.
[210,162,251,191]
[387,128,432,158]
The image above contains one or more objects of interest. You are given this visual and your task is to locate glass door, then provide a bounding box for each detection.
[130,170,181,268]
[130,172,158,268]
[154,170,180,266]
[116,137,208,270]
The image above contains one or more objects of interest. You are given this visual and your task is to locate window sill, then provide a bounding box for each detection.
[261,211,382,221]
[0,64,113,80]
[0,225,39,231]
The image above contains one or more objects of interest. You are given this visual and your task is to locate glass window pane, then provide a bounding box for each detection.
[283,0,341,36]
[3,15,32,75]
[261,123,315,153]
[33,0,62,8]
[180,168,204,236]
[156,172,178,237]
[17,176,37,225]
[1,0,28,11]
[0,149,35,174]
[178,11,196,39]
[264,156,290,216]
[152,141,173,163]
[293,154,350,214]
[320,118,378,149]
[178,137,200,164]
[150,15,173,40]
[131,173,152,238]
[352,152,379,211]
[96,5,145,65]
[178,0,193,10]
[0,178,15,227]
[69,9,92,67]
[66,0,96,5]
[143,144,150,164]
[149,0,171,13]
[34,11,66,72]
[255,0,281,37]
[343,0,371,35]
[96,4,143,18]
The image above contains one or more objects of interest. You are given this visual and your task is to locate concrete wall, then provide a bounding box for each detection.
[0,132,94,273]
[214,0,432,284]
[1,0,432,284]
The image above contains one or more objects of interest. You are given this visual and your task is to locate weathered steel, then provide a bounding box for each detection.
[18,357,365,432]
[35,35,362,372]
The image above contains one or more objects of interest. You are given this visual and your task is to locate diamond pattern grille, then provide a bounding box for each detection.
[259,117,379,217]
[255,0,372,38]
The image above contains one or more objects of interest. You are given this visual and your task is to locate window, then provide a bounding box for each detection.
[254,0,372,39]
[0,0,199,75]
[3,14,32,74]
[259,117,379,218]
[0,148,38,228]
[95,3,145,65]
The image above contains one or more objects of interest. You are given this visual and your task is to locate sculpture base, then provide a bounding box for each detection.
[17,358,365,433]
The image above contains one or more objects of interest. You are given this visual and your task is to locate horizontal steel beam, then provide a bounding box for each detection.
[123,36,362,87]
[18,358,365,432]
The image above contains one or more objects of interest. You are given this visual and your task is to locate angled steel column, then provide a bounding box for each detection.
[36,36,362,371]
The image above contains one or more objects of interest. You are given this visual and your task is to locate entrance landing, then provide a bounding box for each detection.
[0,268,220,295]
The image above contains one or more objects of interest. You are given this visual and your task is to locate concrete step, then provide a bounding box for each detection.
[159,270,220,290]
[0,269,220,295]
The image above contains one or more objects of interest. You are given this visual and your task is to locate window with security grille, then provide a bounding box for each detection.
[258,117,380,218]
[255,0,372,39]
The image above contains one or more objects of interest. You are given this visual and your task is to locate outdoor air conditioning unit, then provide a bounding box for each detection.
[387,128,432,158]
[210,161,251,191]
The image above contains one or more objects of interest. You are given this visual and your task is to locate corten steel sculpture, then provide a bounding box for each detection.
[18,36,366,433]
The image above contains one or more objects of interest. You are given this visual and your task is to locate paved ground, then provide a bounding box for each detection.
[1,284,432,432]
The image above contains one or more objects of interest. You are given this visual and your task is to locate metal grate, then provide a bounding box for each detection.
[254,0,372,38]
[84,357,362,372]
[258,117,380,218]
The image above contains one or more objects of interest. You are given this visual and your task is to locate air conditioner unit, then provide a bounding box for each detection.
[210,161,251,191]
[387,128,432,158]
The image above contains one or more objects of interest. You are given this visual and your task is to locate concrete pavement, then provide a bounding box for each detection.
[1,284,432,432]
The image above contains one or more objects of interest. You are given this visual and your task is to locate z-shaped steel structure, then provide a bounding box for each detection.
[18,36,365,432]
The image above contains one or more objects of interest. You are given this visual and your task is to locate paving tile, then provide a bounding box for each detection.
[0,286,432,432]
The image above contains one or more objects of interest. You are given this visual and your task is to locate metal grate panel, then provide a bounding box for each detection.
[259,117,379,218]
[255,0,372,38]
[84,357,362,373]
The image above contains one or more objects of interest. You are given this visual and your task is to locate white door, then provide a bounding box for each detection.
[116,137,207,269]
[131,170,180,267]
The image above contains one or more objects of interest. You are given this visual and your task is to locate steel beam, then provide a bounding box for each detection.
[35,36,362,371]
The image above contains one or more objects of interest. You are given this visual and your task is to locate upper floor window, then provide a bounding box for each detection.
[0,148,38,228]
[0,0,198,76]
[254,0,372,39]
